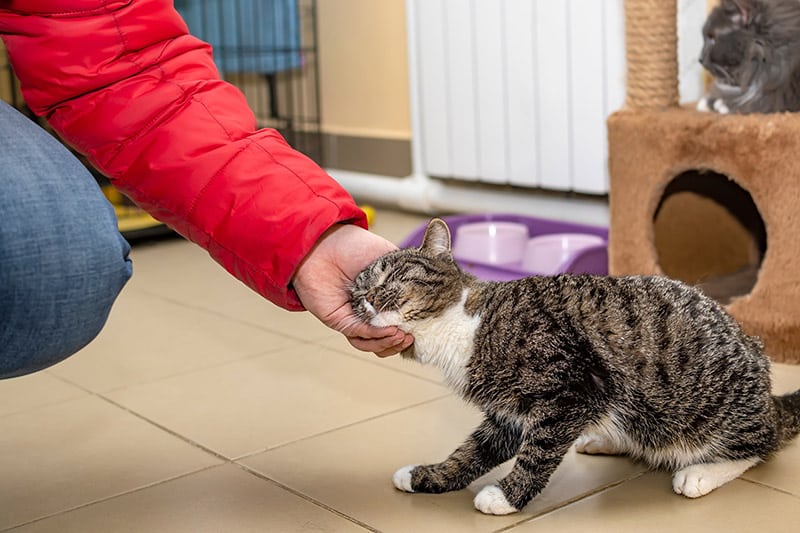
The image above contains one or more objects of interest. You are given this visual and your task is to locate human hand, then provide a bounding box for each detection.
[292,224,414,357]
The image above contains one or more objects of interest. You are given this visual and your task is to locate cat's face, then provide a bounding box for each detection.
[701,0,758,83]
[351,219,464,329]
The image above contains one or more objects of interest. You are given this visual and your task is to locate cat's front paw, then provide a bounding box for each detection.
[392,465,417,492]
[712,98,730,114]
[697,96,731,114]
[473,485,519,515]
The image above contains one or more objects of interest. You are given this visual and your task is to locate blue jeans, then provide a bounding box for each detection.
[0,101,132,379]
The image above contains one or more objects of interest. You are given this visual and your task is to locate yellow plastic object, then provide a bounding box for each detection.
[101,185,165,235]
[361,205,375,227]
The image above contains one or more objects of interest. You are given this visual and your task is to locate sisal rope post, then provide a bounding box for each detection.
[624,0,680,110]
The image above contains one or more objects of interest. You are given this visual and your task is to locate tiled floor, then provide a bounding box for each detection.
[2,208,800,532]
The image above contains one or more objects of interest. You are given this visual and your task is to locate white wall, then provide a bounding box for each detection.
[679,0,708,103]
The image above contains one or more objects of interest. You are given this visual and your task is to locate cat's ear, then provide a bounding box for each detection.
[420,218,452,257]
[730,0,755,24]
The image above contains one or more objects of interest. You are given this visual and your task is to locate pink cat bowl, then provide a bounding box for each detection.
[521,233,607,275]
[452,221,529,265]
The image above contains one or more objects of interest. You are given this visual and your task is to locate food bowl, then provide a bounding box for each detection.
[400,214,608,281]
[452,221,529,265]
[521,233,607,275]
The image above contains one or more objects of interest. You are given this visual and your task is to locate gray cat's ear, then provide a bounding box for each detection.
[420,218,452,257]
[731,0,754,24]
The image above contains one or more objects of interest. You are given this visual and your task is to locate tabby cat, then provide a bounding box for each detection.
[350,218,800,515]
[698,0,800,113]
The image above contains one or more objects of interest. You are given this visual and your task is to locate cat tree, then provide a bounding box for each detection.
[608,0,800,363]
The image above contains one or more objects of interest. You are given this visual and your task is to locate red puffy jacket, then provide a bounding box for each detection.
[0,0,367,311]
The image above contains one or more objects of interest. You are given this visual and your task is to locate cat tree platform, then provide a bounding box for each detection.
[608,0,800,363]
[609,108,800,363]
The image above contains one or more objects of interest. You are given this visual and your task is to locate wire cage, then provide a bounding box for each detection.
[177,0,323,163]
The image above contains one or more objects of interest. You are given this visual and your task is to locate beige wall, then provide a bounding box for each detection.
[317,0,411,140]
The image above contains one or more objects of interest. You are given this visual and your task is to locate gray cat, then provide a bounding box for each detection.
[698,0,800,113]
[350,218,800,515]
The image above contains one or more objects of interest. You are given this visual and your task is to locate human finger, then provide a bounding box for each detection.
[338,318,398,342]
[348,332,413,357]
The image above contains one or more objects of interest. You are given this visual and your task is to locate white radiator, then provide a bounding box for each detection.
[407,0,706,195]
[331,0,705,221]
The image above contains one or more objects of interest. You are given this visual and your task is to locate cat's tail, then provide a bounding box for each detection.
[773,390,800,447]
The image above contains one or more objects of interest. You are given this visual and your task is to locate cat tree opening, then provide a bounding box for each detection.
[653,170,766,304]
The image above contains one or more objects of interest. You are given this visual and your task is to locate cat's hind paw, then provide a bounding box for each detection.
[672,465,716,498]
[696,97,711,112]
[574,433,621,455]
[672,458,759,498]
[474,485,518,515]
[392,465,417,492]
[672,465,717,498]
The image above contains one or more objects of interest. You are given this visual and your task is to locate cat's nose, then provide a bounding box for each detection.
[359,297,378,317]
[365,289,380,309]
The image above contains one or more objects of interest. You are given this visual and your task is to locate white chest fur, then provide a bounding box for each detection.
[405,290,481,393]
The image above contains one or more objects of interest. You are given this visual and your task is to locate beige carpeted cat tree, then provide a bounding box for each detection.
[608,0,800,363]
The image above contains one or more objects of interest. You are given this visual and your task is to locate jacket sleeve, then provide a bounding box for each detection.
[0,0,367,311]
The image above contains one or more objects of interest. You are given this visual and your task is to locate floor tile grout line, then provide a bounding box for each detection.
[12,377,392,531]
[29,376,786,532]
[0,377,86,421]
[51,370,453,465]
[0,465,222,532]
[37,375,451,529]
[490,471,649,533]
[136,287,331,344]
[317,344,450,388]
[2,382,383,532]
[0,340,424,422]
[233,462,380,533]
[115,287,448,392]
[46,341,320,399]
[231,393,455,460]
[740,477,800,500]
[46,373,236,462]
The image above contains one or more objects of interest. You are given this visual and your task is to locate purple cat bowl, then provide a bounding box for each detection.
[399,213,608,281]
[522,233,607,275]
[452,221,529,265]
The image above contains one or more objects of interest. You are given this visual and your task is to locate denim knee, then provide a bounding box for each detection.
[0,101,133,379]
[0,230,132,379]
